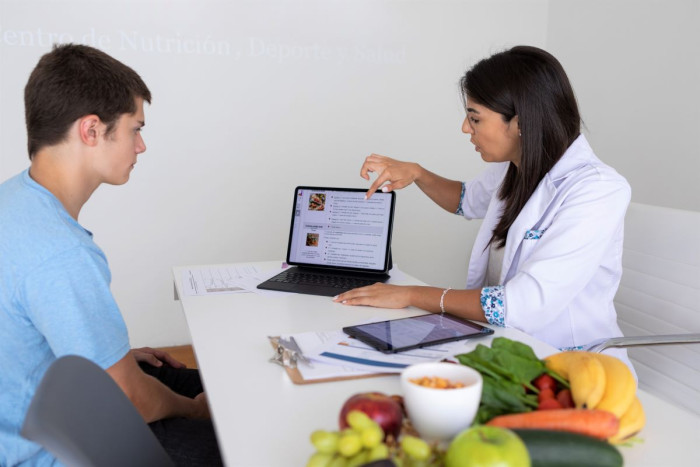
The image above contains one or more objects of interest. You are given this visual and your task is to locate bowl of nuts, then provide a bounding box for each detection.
[400,362,482,442]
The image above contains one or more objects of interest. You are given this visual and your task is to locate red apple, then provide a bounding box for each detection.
[339,392,403,439]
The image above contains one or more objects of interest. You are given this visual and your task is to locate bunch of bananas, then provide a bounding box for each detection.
[544,351,646,443]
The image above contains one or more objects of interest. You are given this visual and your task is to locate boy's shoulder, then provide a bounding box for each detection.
[0,170,97,275]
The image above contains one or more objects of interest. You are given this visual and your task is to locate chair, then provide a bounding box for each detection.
[21,355,174,467]
[612,203,700,416]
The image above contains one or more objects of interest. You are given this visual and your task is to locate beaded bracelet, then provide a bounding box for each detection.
[439,287,452,315]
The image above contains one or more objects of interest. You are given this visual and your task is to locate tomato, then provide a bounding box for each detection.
[533,374,557,392]
[556,389,575,409]
[538,388,555,403]
[537,398,563,411]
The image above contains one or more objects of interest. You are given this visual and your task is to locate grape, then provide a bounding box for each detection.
[306,451,334,467]
[360,425,384,448]
[404,460,430,467]
[345,450,369,467]
[346,410,376,431]
[328,455,348,467]
[338,432,363,457]
[401,435,431,461]
[310,430,340,454]
[367,443,390,461]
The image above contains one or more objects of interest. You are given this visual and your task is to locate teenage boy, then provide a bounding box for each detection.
[0,44,222,466]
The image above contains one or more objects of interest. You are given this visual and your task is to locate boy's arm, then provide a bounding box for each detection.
[106,352,210,423]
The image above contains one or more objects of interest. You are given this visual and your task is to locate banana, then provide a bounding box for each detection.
[609,396,646,443]
[588,352,637,418]
[568,354,607,410]
[545,350,639,432]
[543,351,579,379]
[545,351,606,409]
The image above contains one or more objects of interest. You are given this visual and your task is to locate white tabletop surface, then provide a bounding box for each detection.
[173,261,700,467]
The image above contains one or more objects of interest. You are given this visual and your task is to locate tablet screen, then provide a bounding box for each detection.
[286,187,395,273]
[342,314,494,354]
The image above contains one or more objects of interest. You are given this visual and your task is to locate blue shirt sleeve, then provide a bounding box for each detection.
[19,245,130,370]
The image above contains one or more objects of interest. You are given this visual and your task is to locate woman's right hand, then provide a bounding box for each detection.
[361,154,422,199]
[333,283,415,309]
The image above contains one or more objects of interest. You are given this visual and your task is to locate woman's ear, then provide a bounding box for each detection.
[510,115,521,137]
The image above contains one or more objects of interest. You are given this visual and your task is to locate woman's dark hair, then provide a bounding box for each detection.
[460,45,581,248]
[24,43,151,159]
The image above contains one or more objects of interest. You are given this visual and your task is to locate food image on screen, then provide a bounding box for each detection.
[308,193,326,211]
[306,233,319,247]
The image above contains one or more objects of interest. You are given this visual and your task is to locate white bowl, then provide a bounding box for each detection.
[400,362,482,442]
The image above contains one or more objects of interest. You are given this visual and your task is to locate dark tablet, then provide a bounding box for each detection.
[342,313,494,354]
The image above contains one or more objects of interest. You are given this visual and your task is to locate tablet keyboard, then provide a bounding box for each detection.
[268,269,378,290]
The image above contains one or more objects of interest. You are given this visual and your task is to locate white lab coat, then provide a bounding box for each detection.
[459,134,632,365]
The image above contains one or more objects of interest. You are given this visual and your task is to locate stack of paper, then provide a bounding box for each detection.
[182,264,286,296]
[284,328,478,382]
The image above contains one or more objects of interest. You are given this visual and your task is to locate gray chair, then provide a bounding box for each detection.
[21,355,174,467]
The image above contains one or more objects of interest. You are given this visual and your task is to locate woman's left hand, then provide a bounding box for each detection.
[131,346,187,369]
[333,283,414,309]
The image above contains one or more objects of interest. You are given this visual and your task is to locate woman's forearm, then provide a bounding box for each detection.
[407,286,485,322]
[413,166,464,213]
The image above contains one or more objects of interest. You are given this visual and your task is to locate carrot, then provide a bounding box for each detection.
[486,409,619,440]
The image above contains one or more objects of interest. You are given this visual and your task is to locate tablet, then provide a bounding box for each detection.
[286,187,396,274]
[342,313,494,354]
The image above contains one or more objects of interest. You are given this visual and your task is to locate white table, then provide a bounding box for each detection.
[173,261,700,467]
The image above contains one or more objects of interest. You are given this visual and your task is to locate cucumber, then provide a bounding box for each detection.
[512,429,623,467]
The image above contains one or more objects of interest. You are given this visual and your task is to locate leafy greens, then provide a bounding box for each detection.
[455,337,566,424]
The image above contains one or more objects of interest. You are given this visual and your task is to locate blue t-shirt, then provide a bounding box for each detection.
[0,170,130,466]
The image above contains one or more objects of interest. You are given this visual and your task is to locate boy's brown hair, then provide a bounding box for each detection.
[24,44,151,159]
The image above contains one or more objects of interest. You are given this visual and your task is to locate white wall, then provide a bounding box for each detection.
[1,0,697,347]
[547,0,700,212]
[0,0,548,346]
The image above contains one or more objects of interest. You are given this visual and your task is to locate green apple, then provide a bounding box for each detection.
[445,426,530,467]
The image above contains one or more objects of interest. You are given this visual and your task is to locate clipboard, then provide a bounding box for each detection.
[268,336,392,385]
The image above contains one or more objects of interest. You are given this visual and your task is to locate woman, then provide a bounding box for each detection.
[333,46,632,363]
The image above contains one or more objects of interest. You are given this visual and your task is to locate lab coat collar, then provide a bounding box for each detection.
[547,134,598,182]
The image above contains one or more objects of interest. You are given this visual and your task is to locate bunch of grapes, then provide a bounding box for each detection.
[306,410,443,467]
[307,410,389,467]
[395,435,443,467]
